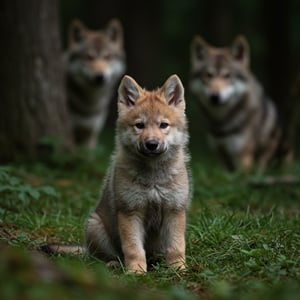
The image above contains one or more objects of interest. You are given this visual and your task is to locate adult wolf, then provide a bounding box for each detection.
[190,35,292,172]
[66,19,126,148]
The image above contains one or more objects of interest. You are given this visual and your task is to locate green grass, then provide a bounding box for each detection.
[1,132,300,300]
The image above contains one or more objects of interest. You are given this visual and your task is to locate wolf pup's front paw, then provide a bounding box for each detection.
[126,260,147,274]
[169,259,186,271]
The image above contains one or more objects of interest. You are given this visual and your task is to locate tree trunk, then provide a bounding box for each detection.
[204,0,234,45]
[80,0,163,89]
[260,0,291,115]
[0,0,74,162]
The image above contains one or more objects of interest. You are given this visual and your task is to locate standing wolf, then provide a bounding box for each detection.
[85,74,190,273]
[190,35,292,172]
[65,19,126,148]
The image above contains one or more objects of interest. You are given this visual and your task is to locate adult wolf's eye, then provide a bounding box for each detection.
[135,123,145,129]
[160,122,169,129]
[223,72,230,79]
[84,53,94,61]
[103,53,112,60]
[206,71,213,79]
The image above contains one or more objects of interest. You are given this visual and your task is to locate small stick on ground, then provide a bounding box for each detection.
[249,175,300,187]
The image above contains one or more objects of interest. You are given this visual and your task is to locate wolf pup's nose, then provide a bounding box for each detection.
[145,140,159,151]
[210,92,221,105]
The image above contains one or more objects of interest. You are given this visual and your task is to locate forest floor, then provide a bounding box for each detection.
[1,132,300,300]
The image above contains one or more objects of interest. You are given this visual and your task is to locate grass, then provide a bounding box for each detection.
[1,130,300,300]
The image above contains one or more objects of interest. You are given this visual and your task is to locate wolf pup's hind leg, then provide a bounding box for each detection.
[86,212,119,264]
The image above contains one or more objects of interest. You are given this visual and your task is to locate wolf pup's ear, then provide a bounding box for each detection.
[69,19,87,45]
[191,36,208,61]
[162,75,185,108]
[118,75,141,108]
[106,19,123,44]
[231,35,249,67]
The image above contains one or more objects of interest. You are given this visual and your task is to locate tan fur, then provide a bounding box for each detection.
[86,74,190,273]
[65,19,126,148]
[190,35,292,172]
[118,212,147,272]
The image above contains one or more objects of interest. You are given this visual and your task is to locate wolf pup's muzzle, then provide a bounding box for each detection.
[138,139,166,156]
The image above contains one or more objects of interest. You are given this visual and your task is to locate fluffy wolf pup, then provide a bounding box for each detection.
[85,74,190,273]
[65,19,126,148]
[44,75,191,273]
[190,35,292,172]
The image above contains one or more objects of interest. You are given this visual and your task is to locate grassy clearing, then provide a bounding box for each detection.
[1,132,300,300]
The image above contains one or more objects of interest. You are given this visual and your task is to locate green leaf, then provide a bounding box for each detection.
[7,176,21,186]
[18,191,28,203]
[27,188,40,200]
[39,186,58,197]
[0,185,14,192]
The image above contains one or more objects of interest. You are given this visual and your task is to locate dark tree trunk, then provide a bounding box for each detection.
[260,0,298,159]
[80,0,162,89]
[261,0,291,115]
[0,0,74,162]
[203,0,234,45]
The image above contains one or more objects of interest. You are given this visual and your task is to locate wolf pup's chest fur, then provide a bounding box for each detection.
[86,74,190,273]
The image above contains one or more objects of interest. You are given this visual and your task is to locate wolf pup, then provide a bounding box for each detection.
[86,74,190,273]
[65,19,126,148]
[190,35,291,172]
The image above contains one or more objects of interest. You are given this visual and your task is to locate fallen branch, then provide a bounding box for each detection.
[248,175,300,187]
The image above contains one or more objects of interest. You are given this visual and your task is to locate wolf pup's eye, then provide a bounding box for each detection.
[135,122,145,129]
[160,122,169,129]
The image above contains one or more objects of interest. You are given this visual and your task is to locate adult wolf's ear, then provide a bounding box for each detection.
[106,19,123,45]
[162,75,185,108]
[231,35,249,67]
[69,19,87,45]
[191,36,208,62]
[118,75,141,108]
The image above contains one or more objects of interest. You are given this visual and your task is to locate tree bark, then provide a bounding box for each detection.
[80,0,163,89]
[260,0,291,114]
[0,0,74,162]
[203,0,234,45]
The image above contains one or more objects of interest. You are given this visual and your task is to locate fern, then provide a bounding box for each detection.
[0,166,58,205]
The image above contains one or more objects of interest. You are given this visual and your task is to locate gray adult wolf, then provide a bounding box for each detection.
[65,19,126,148]
[190,35,292,172]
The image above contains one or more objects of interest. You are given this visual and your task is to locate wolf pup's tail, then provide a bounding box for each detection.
[40,244,86,256]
